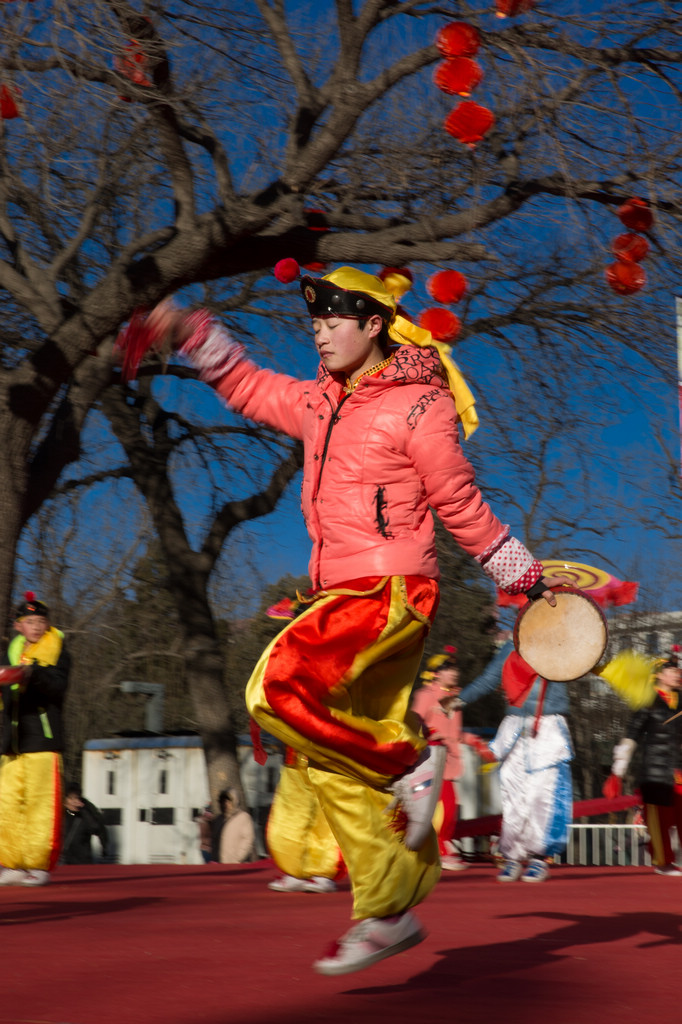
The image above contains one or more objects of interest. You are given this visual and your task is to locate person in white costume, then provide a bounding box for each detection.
[455,640,573,882]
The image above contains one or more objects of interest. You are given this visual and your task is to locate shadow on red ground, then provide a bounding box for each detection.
[2,860,681,1024]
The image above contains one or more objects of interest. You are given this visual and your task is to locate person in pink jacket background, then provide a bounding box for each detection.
[116,264,566,976]
[411,646,494,871]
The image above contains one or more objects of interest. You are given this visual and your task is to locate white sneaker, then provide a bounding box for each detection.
[313,910,425,976]
[390,745,446,850]
[441,854,468,871]
[304,876,337,893]
[268,874,337,893]
[654,864,682,876]
[21,870,50,887]
[522,858,549,883]
[0,868,28,885]
[268,874,309,892]
[497,859,522,882]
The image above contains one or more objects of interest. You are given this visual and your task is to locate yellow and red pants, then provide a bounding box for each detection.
[644,791,682,868]
[266,752,344,882]
[246,575,441,919]
[0,751,63,871]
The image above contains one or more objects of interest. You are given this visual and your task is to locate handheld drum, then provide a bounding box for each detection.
[513,586,608,681]
[0,666,27,686]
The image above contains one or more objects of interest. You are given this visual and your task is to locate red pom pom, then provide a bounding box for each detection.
[605,262,646,296]
[419,308,461,341]
[436,23,480,58]
[444,102,495,148]
[612,233,649,263]
[617,197,654,233]
[427,270,468,305]
[274,258,300,283]
[24,591,35,602]
[444,645,457,654]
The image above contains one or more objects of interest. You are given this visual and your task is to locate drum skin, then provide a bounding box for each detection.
[514,586,608,681]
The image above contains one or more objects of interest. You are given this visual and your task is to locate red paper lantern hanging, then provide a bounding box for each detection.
[605,262,646,296]
[611,233,650,264]
[427,270,468,305]
[0,84,20,119]
[419,308,462,342]
[302,208,329,270]
[444,102,495,149]
[617,197,654,233]
[433,58,483,98]
[115,40,153,87]
[304,208,329,231]
[495,0,535,16]
[435,22,481,59]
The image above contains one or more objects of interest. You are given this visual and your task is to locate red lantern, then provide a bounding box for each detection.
[444,102,494,149]
[427,270,468,305]
[436,22,481,59]
[115,40,152,87]
[611,233,650,263]
[617,197,653,233]
[495,0,535,16]
[419,308,462,342]
[304,208,329,231]
[433,58,483,98]
[0,84,20,119]
[605,262,646,296]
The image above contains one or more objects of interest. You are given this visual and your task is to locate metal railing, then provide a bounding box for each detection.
[558,823,680,867]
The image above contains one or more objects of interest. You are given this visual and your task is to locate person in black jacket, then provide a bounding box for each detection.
[606,657,682,875]
[0,591,70,886]
[61,784,109,864]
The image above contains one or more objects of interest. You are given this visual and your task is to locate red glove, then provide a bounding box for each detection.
[602,773,623,800]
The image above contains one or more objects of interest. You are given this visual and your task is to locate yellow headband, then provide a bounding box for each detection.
[323,268,478,438]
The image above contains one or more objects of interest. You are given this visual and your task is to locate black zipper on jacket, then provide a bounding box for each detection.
[317,391,351,488]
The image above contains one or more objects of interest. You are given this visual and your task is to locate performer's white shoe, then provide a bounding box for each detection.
[313,911,425,976]
[521,858,549,883]
[269,874,336,893]
[21,869,50,886]
[497,859,522,882]
[0,868,28,885]
[390,744,446,850]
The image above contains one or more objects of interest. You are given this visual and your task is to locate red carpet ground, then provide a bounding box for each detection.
[2,859,681,1024]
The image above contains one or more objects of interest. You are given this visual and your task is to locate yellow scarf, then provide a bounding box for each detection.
[9,627,64,667]
[323,267,479,438]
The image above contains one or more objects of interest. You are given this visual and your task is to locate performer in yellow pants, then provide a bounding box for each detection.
[0,591,70,886]
[266,750,344,892]
[116,263,563,975]
[247,576,441,921]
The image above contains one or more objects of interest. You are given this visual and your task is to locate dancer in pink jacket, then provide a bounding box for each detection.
[117,264,564,975]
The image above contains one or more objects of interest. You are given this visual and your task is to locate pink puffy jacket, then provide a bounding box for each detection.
[181,322,539,592]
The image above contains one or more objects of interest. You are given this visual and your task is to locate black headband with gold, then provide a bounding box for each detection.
[300,276,394,322]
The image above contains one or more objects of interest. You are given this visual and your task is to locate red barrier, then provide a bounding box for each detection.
[453,793,640,839]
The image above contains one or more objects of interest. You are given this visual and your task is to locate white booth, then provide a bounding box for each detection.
[82,734,283,864]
